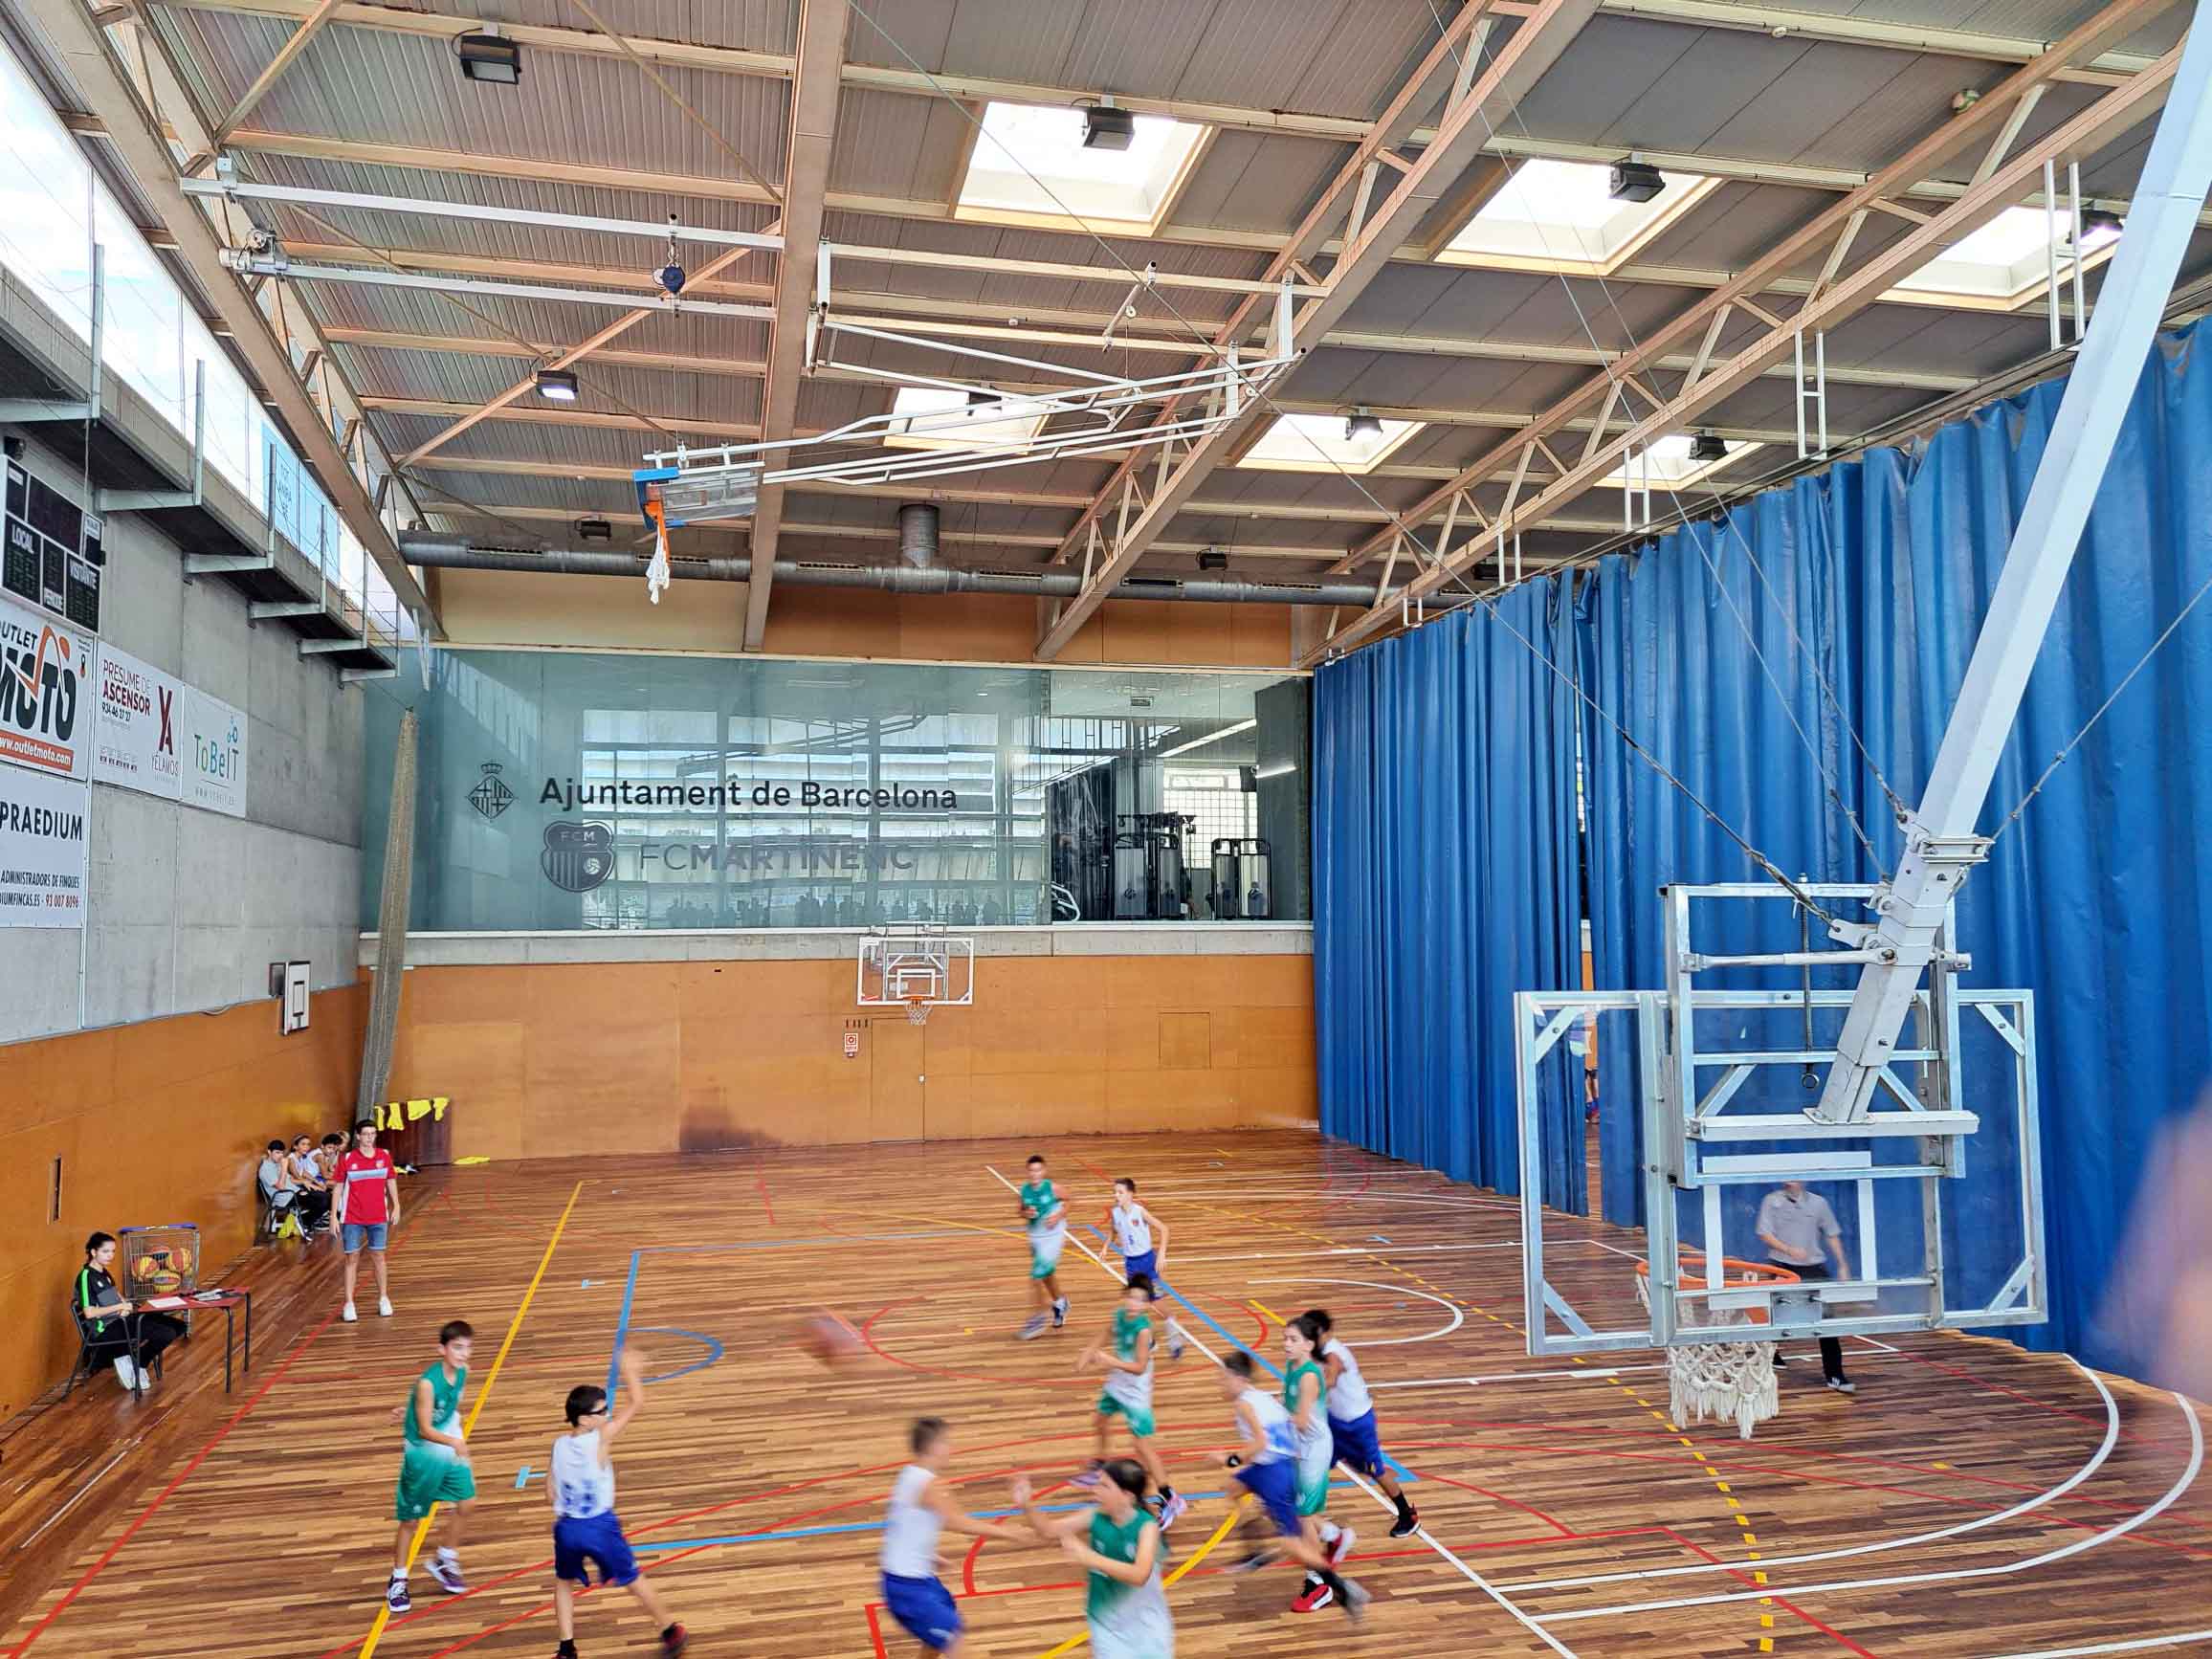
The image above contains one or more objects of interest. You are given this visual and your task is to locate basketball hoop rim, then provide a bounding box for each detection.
[1634,1251,1803,1289]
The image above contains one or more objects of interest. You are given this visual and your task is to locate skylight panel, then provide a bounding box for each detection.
[1597,434,1759,492]
[1439,158,1716,275]
[1889,204,2119,306]
[1237,412,1423,476]
[883,386,1050,453]
[955,101,1209,235]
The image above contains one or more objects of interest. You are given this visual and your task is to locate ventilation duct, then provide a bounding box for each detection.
[896,502,940,569]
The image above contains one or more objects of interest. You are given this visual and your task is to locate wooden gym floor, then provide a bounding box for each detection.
[3,1130,2206,1659]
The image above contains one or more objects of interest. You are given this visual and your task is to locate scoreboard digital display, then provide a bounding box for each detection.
[3,460,102,632]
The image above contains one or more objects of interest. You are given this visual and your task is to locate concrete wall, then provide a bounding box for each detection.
[0,430,364,1043]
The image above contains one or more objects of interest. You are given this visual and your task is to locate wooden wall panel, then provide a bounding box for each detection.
[0,985,365,1419]
[382,954,1315,1159]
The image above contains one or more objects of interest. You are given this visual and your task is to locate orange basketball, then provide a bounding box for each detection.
[799,1314,862,1367]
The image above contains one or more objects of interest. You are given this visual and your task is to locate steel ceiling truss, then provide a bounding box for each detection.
[1304,0,2188,665]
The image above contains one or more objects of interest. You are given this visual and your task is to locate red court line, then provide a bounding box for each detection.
[864,1599,889,1659]
[1412,1470,1575,1537]
[8,1307,340,1658]
[755,1160,776,1225]
[861,1299,1089,1390]
[1652,1522,1882,1658]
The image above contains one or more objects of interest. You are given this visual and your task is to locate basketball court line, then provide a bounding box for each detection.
[1984,1629,2212,1658]
[358,1179,584,1659]
[980,1162,1582,1658]
[1527,1388,2201,1625]
[1248,1276,1464,1344]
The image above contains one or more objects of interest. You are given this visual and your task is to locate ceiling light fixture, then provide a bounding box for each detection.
[576,518,612,542]
[1687,431,1728,463]
[2075,208,2125,253]
[1083,99,1136,151]
[454,29,521,85]
[1198,548,1228,571]
[536,367,579,402]
[1608,159,1665,204]
[1344,409,1383,442]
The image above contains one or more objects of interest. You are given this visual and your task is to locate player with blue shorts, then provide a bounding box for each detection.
[1108,1180,1185,1360]
[1307,1306,1419,1537]
[550,1344,686,1657]
[880,1417,1040,1656]
[1213,1351,1367,1625]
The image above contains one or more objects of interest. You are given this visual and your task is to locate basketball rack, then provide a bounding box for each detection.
[856,925,975,1026]
[633,251,1300,549]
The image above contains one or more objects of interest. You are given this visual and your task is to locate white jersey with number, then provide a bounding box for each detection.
[1322,1337,1373,1421]
[1111,1203,1154,1259]
[1239,1387,1296,1465]
[880,1465,941,1578]
[550,1429,616,1519]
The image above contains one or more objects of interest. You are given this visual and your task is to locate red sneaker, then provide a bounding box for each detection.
[1291,1579,1336,1613]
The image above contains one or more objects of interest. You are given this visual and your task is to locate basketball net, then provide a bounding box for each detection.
[1635,1270,1782,1440]
[902,991,933,1026]
[643,496,672,606]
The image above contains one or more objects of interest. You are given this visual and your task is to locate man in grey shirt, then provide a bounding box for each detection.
[1755,1182,1855,1393]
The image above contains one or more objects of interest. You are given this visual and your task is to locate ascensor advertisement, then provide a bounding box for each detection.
[183,685,248,817]
[92,644,184,800]
[0,763,87,927]
[0,590,92,781]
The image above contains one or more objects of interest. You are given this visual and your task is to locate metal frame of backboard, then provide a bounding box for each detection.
[1516,883,2045,1356]
[856,926,976,1011]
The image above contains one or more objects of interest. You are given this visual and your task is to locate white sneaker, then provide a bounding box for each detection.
[378,1296,394,1317]
[342,1302,358,1322]
[113,1356,139,1389]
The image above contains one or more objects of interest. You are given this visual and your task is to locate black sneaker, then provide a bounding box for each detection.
[1389,1507,1420,1538]
[660,1626,688,1655]
[1223,1547,1278,1575]
[1051,1297,1069,1329]
[386,1575,411,1614]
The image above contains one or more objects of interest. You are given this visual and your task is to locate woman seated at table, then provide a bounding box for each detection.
[74,1231,186,1390]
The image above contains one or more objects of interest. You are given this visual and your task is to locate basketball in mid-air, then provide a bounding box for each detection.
[799,1314,863,1367]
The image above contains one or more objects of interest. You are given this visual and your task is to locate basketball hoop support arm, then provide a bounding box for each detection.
[1814,6,2212,1126]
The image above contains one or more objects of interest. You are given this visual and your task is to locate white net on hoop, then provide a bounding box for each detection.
[904,996,932,1026]
[1636,1272,1781,1440]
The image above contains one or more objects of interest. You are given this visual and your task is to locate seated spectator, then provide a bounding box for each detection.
[259,1139,306,1234]
[287,1134,333,1232]
[317,1132,345,1183]
[74,1231,184,1390]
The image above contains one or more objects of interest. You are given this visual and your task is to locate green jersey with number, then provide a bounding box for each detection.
[1085,1509,1174,1652]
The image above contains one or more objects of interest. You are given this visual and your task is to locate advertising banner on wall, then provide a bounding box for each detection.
[92,645,184,800]
[0,764,88,927]
[182,685,248,816]
[0,590,93,780]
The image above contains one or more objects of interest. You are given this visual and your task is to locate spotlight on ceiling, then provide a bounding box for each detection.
[454,30,521,85]
[1609,159,1665,203]
[536,367,579,403]
[1344,409,1383,442]
[2075,208,2125,253]
[1198,548,1229,571]
[576,518,612,542]
[1082,100,1136,151]
[1687,431,1728,463]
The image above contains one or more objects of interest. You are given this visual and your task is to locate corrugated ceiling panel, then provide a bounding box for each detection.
[1169,129,1346,237]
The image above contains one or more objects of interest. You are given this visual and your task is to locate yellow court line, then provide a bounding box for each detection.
[1035,1495,1250,1658]
[357,1179,585,1658]
[1249,1298,1285,1330]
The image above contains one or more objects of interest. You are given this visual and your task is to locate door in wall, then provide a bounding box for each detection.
[870,1016,926,1141]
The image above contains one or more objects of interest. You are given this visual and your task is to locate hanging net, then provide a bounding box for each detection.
[1634,1253,1801,1440]
[357,707,419,1117]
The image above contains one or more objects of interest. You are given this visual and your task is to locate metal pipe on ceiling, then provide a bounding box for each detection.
[397,534,1383,607]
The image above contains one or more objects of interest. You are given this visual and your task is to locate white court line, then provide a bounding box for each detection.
[1983,1630,2212,1659]
[980,1161,1582,1658]
[1529,1387,2201,1624]
[1164,1243,1533,1263]
[1498,1357,2121,1594]
[1247,1276,1463,1345]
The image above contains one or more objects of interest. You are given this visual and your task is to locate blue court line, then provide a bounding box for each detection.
[631,1479,1375,1554]
[635,1230,973,1256]
[631,1326,724,1384]
[515,1465,535,1489]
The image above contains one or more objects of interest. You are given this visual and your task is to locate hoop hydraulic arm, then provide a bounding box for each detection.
[1814,1,2212,1125]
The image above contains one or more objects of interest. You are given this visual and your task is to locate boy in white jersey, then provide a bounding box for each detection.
[1015,1154,1070,1340]
[1306,1307,1418,1537]
[1076,1276,1185,1527]
[1107,1180,1185,1360]
[550,1343,686,1656]
[1014,1459,1175,1658]
[881,1417,1039,1656]
[1213,1350,1367,1625]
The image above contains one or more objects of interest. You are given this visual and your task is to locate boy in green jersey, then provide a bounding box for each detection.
[1014,1153,1070,1340]
[1076,1276,1184,1527]
[385,1319,478,1614]
[1014,1460,1175,1659]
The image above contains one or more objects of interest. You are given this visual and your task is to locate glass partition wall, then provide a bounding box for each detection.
[365,652,1310,931]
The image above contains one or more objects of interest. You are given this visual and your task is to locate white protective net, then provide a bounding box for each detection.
[1636,1272,1782,1440]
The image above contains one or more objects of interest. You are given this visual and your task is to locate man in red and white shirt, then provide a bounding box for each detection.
[334,1117,402,1322]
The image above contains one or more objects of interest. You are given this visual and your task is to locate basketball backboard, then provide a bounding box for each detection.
[857,926,975,1024]
[1515,882,2046,1356]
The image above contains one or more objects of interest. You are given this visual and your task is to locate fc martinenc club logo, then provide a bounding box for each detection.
[541,820,614,893]
[468,762,515,820]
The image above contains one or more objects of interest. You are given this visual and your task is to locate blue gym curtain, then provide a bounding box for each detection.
[1316,319,2212,1373]
[1314,579,1585,1204]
